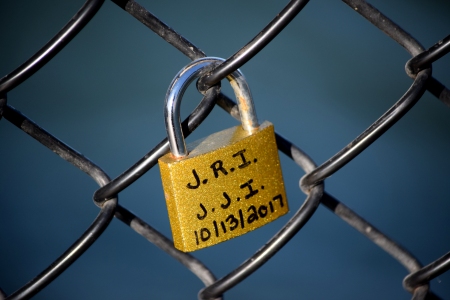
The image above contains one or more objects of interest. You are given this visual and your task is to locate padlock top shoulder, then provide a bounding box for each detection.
[159,121,273,163]
[188,121,273,158]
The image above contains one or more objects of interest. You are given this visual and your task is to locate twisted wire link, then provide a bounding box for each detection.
[298,0,450,295]
[406,34,450,106]
[337,0,450,293]
[302,0,440,190]
[95,0,311,203]
[341,0,450,106]
[197,0,311,90]
[406,34,450,75]
[2,105,118,299]
[199,128,324,299]
[0,0,449,298]
[93,83,220,205]
[404,252,450,294]
[216,94,434,300]
[0,85,220,297]
[300,70,430,190]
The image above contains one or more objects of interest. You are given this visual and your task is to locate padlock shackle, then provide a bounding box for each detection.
[165,57,259,158]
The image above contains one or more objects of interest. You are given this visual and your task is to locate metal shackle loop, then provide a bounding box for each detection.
[165,57,259,158]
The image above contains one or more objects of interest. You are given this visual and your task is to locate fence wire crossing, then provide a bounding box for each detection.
[1,0,450,299]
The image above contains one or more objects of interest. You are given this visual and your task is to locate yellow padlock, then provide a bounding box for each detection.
[158,57,288,252]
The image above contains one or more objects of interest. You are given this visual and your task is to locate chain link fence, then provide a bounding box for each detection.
[1,0,450,299]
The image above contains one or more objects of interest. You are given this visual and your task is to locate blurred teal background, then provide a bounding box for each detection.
[1,0,450,299]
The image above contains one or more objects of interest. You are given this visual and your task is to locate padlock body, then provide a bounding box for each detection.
[158,121,288,252]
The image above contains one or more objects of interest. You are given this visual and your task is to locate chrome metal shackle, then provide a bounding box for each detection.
[165,57,259,158]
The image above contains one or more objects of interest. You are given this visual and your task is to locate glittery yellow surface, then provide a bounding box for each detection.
[158,121,288,252]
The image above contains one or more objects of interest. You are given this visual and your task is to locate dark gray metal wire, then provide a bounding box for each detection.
[321,193,422,274]
[341,0,450,107]
[216,94,435,300]
[114,205,219,290]
[198,127,324,299]
[1,93,220,297]
[0,0,105,94]
[198,0,311,89]
[93,84,220,204]
[342,0,425,56]
[404,252,450,293]
[6,200,117,300]
[1,0,449,298]
[337,1,450,294]
[2,105,118,300]
[200,185,323,299]
[406,34,450,107]
[111,0,205,60]
[406,34,450,75]
[300,69,430,190]
[321,193,431,299]
[301,0,435,190]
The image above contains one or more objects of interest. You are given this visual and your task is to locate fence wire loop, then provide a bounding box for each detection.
[92,83,220,205]
[406,34,450,76]
[197,0,310,90]
[1,0,450,299]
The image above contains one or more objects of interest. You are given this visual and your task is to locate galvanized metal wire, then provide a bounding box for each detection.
[1,0,449,299]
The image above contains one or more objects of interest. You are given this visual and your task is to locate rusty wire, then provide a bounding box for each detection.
[1,0,449,299]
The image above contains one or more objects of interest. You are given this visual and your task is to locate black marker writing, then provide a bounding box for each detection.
[187,169,201,189]
[197,203,207,220]
[221,192,231,209]
[210,160,228,178]
[233,149,251,169]
[240,179,259,199]
[193,193,286,246]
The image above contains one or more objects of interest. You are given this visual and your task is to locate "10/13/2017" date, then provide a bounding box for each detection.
[194,194,284,246]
